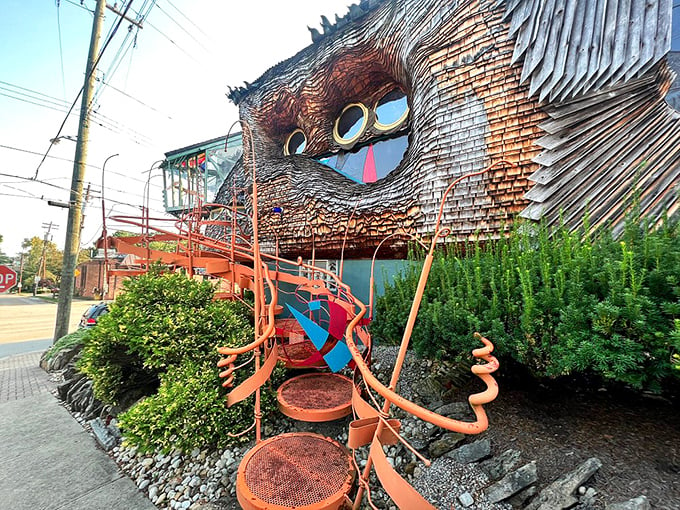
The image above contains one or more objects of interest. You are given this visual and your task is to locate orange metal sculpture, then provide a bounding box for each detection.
[103,124,506,509]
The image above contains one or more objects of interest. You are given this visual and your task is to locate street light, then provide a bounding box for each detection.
[49,135,78,145]
[100,153,119,300]
[142,160,165,272]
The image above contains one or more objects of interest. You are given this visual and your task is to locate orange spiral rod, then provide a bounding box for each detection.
[351,162,510,509]
[218,354,238,388]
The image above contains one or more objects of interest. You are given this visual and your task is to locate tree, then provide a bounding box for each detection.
[0,234,11,265]
[21,236,63,290]
[113,230,179,253]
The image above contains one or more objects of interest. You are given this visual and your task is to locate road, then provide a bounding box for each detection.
[0,294,87,357]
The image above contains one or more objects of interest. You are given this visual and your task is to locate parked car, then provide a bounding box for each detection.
[79,303,109,328]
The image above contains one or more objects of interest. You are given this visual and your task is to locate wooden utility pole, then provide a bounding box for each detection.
[53,0,107,342]
[39,221,58,281]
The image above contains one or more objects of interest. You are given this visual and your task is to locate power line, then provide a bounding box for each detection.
[90,0,156,107]
[34,0,138,179]
[142,17,204,65]
[0,172,167,214]
[55,1,68,100]
[64,0,94,14]
[0,92,69,114]
[94,76,172,119]
[164,0,212,44]
[0,144,101,169]
[1,86,156,148]
[0,145,164,190]
[0,80,68,104]
[155,2,211,54]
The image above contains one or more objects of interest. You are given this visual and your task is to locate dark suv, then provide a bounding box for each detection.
[79,303,109,328]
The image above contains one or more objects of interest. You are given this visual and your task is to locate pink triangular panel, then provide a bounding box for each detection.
[363,144,377,183]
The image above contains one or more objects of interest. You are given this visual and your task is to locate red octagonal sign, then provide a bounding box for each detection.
[0,265,17,293]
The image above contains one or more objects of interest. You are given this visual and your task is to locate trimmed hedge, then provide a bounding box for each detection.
[371,216,680,392]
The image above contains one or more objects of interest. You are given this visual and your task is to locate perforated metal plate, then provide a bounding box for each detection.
[278,373,353,422]
[237,433,354,510]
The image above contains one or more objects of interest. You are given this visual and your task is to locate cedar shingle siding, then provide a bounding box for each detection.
[216,0,679,258]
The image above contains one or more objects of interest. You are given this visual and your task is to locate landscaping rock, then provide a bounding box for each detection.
[524,457,602,510]
[428,432,465,458]
[507,485,538,508]
[485,461,538,503]
[458,491,475,507]
[479,449,521,481]
[447,439,491,464]
[605,496,651,510]
[89,417,121,451]
[42,343,83,371]
[434,401,472,420]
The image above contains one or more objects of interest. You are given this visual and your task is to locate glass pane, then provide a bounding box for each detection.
[287,131,306,154]
[375,90,408,126]
[673,6,680,51]
[372,135,409,179]
[318,148,366,183]
[337,105,366,140]
[172,167,181,207]
[206,140,243,200]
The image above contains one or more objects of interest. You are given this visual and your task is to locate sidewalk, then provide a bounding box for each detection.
[0,351,155,510]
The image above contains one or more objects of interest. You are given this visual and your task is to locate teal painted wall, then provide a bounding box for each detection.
[268,259,412,316]
[339,259,412,305]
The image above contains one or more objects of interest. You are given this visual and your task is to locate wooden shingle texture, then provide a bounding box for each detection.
[217,0,679,259]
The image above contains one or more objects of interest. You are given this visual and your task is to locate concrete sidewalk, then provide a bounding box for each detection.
[0,351,155,510]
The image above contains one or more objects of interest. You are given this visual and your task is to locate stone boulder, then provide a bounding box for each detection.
[40,343,83,372]
[485,461,538,503]
[605,496,651,510]
[478,448,521,481]
[446,438,491,464]
[428,432,465,458]
[524,457,602,510]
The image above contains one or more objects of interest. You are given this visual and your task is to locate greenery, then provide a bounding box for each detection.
[78,268,276,452]
[372,215,680,393]
[0,234,11,265]
[13,236,88,292]
[44,328,91,361]
[112,230,179,253]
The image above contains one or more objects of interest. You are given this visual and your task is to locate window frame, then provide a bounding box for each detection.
[333,102,371,149]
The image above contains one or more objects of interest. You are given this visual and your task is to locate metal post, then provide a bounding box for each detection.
[53,0,106,342]
[101,153,119,301]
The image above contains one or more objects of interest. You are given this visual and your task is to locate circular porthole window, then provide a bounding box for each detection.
[284,129,307,156]
[374,89,409,132]
[333,103,370,148]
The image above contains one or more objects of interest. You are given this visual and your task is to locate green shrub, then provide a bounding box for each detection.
[118,359,279,452]
[44,328,90,361]
[77,268,276,451]
[372,216,680,392]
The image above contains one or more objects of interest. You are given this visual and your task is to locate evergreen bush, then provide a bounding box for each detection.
[78,268,277,451]
[372,216,680,392]
[44,328,90,361]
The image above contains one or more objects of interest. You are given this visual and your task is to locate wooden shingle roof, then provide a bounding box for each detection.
[503,0,673,102]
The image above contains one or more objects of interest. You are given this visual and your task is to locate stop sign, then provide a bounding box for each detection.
[0,265,17,293]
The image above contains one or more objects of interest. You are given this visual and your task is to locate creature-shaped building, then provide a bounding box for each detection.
[212,0,679,265]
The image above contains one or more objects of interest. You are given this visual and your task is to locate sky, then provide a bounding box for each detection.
[0,0,352,258]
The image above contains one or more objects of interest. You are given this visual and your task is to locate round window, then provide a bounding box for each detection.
[374,89,409,131]
[284,129,307,156]
[333,103,369,147]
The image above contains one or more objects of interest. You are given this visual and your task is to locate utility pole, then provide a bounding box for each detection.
[39,222,58,281]
[80,183,92,238]
[18,251,24,294]
[53,0,107,342]
[53,1,141,341]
